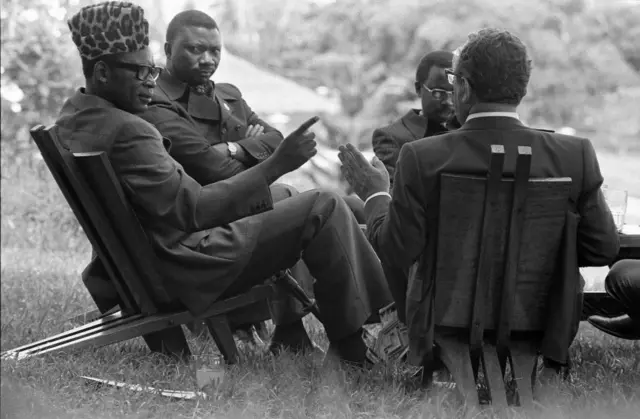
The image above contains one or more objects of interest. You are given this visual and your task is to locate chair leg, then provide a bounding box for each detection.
[141,326,191,361]
[509,341,538,409]
[483,345,508,408]
[204,315,239,364]
[436,333,479,407]
[185,320,208,337]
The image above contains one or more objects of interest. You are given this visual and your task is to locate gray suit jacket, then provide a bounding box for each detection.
[364,116,620,365]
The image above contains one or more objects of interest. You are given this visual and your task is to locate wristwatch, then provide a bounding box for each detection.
[226,142,238,157]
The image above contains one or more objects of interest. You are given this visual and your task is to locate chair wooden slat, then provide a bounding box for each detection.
[6,124,307,364]
[30,126,140,312]
[469,145,505,352]
[431,145,573,407]
[434,176,571,330]
[73,151,174,309]
[496,147,532,350]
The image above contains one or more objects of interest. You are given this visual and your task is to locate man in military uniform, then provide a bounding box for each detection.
[136,9,349,352]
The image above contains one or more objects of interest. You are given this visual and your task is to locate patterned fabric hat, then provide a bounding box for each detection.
[67,1,150,60]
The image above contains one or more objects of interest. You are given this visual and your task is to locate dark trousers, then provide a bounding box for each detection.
[342,194,366,224]
[222,183,314,328]
[220,190,393,341]
[81,183,315,329]
[605,259,640,319]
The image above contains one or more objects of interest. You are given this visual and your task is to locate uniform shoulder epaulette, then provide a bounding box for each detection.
[532,127,555,133]
[217,82,242,98]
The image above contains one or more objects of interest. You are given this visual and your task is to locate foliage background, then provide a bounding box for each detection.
[2,0,639,251]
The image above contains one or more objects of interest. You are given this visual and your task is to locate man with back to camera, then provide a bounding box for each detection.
[339,28,620,375]
[59,0,395,369]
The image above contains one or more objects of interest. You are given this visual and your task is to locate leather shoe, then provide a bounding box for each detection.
[587,314,640,340]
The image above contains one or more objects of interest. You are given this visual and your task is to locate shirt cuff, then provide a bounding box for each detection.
[364,191,391,207]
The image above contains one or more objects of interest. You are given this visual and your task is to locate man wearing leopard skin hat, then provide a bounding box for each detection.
[56,1,393,369]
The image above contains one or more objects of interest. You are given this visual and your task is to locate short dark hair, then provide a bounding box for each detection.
[415,51,454,84]
[166,10,219,44]
[455,28,532,105]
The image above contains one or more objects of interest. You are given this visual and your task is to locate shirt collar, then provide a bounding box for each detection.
[158,69,216,101]
[465,111,520,122]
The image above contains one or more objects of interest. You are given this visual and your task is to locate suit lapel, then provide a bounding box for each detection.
[401,110,427,140]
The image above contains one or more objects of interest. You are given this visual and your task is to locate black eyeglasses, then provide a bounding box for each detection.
[109,62,163,81]
[421,84,453,101]
[444,68,470,86]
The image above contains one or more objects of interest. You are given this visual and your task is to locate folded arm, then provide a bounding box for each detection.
[139,105,246,185]
[235,98,284,165]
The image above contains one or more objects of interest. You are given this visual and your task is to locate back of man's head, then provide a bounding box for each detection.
[415,51,454,85]
[455,28,532,105]
[166,9,219,44]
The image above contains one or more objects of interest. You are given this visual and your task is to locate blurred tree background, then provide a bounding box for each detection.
[1,0,639,250]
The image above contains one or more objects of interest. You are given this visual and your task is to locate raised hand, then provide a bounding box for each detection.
[338,143,390,201]
[270,116,320,174]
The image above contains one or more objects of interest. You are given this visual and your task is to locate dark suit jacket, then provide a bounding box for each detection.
[372,110,449,191]
[364,116,620,365]
[372,109,425,191]
[138,71,283,186]
[56,89,275,315]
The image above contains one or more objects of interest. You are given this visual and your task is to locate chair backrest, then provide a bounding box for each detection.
[30,125,174,315]
[433,145,572,350]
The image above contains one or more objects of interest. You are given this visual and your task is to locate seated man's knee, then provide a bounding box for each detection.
[342,195,366,224]
[309,189,350,214]
[605,260,639,294]
[271,183,300,201]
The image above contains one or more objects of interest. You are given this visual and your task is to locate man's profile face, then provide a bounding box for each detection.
[419,66,454,123]
[103,49,157,114]
[166,26,222,86]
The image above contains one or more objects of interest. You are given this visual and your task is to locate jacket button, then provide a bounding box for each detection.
[235,125,241,131]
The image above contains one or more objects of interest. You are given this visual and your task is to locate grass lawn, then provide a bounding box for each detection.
[1,247,639,419]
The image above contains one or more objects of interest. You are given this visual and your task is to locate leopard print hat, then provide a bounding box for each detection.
[67,1,150,60]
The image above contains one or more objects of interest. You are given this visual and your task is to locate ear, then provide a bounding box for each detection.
[461,78,473,103]
[93,61,110,84]
[164,42,171,59]
[414,81,421,96]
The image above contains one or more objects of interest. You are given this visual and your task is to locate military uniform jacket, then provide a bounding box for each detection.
[139,70,283,186]
[56,89,275,315]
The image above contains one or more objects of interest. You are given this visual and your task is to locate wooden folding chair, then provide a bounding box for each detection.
[1,125,317,364]
[430,145,573,408]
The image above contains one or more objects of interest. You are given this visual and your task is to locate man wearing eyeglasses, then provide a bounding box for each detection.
[56,1,392,369]
[372,51,454,192]
[339,28,620,375]
[133,10,324,351]
[141,10,285,185]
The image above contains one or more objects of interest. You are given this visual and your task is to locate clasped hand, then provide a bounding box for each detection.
[338,143,390,202]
